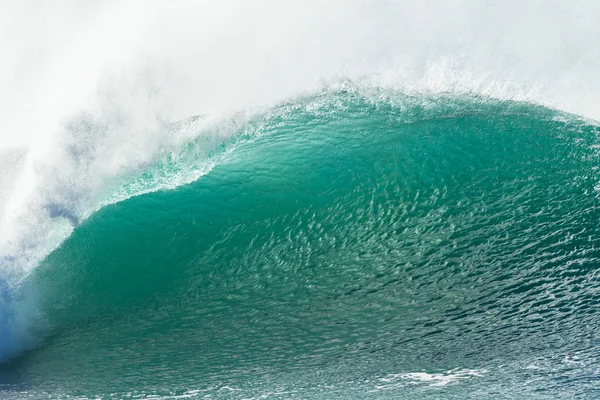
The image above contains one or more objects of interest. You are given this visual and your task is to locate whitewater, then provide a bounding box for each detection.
[2,1,600,399]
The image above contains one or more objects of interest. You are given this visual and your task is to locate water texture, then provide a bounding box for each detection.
[1,92,600,398]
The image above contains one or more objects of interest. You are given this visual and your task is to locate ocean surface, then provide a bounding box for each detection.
[1,90,600,398]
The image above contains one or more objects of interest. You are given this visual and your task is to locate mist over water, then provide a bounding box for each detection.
[1,1,600,399]
[2,1,600,257]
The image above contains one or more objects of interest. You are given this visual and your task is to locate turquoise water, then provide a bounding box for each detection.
[2,91,600,398]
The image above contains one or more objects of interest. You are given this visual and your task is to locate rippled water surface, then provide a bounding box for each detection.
[2,93,600,398]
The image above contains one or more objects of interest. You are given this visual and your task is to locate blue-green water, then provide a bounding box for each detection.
[2,91,600,398]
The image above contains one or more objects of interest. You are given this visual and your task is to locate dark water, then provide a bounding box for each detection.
[2,92,600,398]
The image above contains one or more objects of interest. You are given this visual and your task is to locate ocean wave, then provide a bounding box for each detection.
[1,91,599,398]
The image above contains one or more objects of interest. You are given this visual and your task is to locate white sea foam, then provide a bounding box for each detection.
[374,369,486,390]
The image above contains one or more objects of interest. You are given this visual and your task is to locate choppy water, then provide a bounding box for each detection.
[2,92,600,398]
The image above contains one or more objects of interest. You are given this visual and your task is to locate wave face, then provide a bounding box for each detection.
[2,92,600,398]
